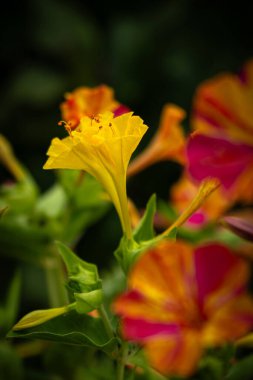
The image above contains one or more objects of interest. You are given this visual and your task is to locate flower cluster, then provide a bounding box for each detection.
[8,61,253,380]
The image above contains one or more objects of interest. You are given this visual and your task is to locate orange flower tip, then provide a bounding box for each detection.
[166,103,186,119]
[190,131,201,138]
[202,177,220,192]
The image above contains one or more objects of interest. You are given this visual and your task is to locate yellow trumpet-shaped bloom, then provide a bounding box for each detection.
[44,111,148,238]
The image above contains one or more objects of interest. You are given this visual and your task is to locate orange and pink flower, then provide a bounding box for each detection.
[170,174,230,227]
[127,104,186,177]
[60,84,129,130]
[113,241,253,376]
[187,60,253,203]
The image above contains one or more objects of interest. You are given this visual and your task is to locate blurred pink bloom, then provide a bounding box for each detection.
[187,60,253,203]
[114,241,253,376]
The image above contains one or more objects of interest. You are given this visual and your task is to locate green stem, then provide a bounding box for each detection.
[117,341,128,380]
[44,255,68,308]
[98,304,115,340]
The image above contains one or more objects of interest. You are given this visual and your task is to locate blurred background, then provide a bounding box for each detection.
[0,1,253,378]
[1,0,253,297]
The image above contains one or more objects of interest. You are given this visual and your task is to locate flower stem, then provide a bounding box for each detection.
[98,304,115,340]
[117,341,128,380]
[44,255,68,308]
[0,134,26,181]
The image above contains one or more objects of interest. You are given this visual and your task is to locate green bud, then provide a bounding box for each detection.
[74,290,103,314]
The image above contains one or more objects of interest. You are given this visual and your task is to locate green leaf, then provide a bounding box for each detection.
[56,240,102,314]
[8,310,119,355]
[226,354,253,380]
[58,170,109,209]
[57,171,110,244]
[133,194,156,243]
[0,217,55,262]
[157,198,178,223]
[161,226,178,240]
[36,184,67,218]
[4,271,22,331]
[0,176,38,214]
[0,206,8,217]
[75,290,103,314]
[56,241,100,289]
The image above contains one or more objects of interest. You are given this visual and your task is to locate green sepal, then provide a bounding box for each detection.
[115,194,177,273]
[115,194,157,272]
[157,198,178,223]
[161,226,178,240]
[114,235,158,274]
[8,310,119,356]
[75,289,103,314]
[226,354,253,380]
[133,193,156,242]
[56,241,101,294]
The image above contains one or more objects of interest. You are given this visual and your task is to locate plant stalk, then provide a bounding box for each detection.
[98,304,115,340]
[117,341,128,380]
[44,254,68,308]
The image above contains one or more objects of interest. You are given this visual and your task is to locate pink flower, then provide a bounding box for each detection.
[113,241,253,376]
[187,60,253,203]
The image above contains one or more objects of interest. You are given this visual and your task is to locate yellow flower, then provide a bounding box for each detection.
[44,111,148,238]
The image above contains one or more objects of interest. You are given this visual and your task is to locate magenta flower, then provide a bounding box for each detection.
[187,60,253,203]
[113,241,253,376]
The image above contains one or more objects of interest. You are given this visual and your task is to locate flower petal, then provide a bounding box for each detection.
[121,317,180,341]
[187,134,253,188]
[128,241,195,305]
[194,243,246,304]
[127,104,186,177]
[144,330,202,376]
[203,295,253,346]
[60,85,125,129]
[192,62,253,145]
[114,289,180,324]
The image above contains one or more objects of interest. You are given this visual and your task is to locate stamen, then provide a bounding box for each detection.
[58,120,73,136]
[108,122,116,135]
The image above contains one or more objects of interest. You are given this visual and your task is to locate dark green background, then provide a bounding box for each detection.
[1,2,253,378]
